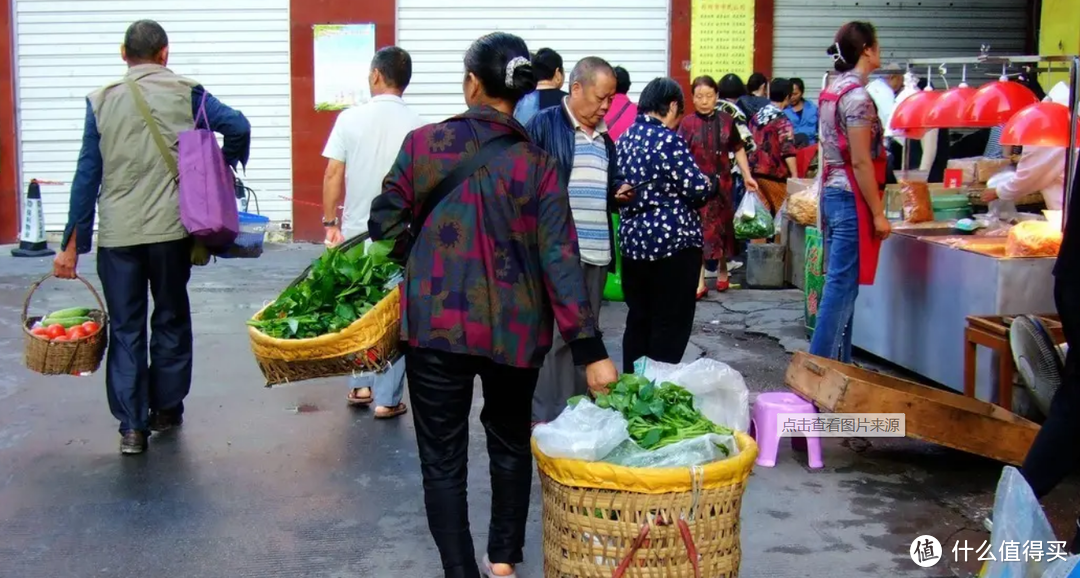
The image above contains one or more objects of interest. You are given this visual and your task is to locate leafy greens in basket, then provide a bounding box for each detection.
[248,240,401,339]
[569,374,732,453]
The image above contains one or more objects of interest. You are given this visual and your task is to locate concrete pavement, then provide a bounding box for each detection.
[0,244,1075,578]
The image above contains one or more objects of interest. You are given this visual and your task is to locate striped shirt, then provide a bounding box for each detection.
[565,101,612,266]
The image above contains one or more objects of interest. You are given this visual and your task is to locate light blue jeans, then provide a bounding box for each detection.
[809,186,860,363]
[350,355,406,407]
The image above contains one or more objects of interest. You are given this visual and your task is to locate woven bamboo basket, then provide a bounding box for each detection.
[247,234,402,387]
[22,274,108,376]
[533,432,758,578]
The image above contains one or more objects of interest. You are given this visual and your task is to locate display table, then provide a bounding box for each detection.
[852,230,1057,403]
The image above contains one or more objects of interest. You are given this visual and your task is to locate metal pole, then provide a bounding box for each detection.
[1066,56,1079,232]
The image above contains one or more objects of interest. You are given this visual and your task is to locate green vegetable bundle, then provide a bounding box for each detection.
[734,194,775,240]
[247,240,401,339]
[569,374,732,452]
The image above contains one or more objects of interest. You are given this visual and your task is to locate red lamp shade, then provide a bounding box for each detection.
[961,81,1038,127]
[924,85,977,128]
[999,102,1077,147]
[891,90,941,131]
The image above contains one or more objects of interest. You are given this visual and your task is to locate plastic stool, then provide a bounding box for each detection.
[749,391,824,469]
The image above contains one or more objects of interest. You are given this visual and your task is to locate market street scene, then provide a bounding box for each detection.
[1,1,1080,578]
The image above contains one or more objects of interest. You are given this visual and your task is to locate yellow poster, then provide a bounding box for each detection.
[691,0,756,82]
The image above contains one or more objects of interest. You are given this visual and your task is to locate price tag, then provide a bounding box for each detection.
[944,169,964,188]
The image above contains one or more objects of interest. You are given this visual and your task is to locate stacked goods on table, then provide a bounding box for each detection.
[247,235,403,386]
[1006,220,1063,258]
[22,275,108,375]
[532,358,756,578]
[900,173,934,223]
[947,156,1014,186]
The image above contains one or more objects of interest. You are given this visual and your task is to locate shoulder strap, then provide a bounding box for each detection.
[124,78,179,181]
[411,125,523,236]
[609,100,632,126]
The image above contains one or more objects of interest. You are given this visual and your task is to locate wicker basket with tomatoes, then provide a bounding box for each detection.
[22,274,107,376]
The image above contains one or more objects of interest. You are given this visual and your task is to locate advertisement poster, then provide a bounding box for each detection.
[313,24,376,111]
[691,0,756,82]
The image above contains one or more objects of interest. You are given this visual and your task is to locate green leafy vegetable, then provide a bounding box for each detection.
[247,240,401,339]
[570,375,733,452]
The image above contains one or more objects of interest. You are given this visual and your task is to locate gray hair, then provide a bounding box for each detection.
[124,20,169,61]
[569,56,615,88]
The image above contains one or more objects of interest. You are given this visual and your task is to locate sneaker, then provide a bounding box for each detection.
[149,410,183,433]
[728,260,744,272]
[120,430,148,455]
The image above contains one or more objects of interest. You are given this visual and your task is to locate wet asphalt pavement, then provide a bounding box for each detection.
[0,243,1076,578]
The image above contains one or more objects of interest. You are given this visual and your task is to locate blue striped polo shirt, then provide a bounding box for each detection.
[564,99,611,266]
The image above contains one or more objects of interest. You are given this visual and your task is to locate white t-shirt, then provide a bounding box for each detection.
[866,78,898,139]
[322,94,426,238]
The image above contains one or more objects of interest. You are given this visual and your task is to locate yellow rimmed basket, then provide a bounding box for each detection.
[533,432,758,578]
[247,234,402,387]
[22,274,108,376]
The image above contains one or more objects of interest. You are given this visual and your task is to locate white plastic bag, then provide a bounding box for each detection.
[533,399,629,461]
[734,193,775,240]
[633,357,750,432]
[603,433,739,468]
[984,466,1080,578]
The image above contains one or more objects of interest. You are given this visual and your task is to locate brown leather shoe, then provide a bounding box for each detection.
[149,410,183,433]
[120,430,147,455]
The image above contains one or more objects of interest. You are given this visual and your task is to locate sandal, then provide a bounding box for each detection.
[346,388,373,407]
[696,288,709,301]
[374,403,408,419]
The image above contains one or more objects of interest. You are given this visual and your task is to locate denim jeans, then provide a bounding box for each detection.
[349,355,406,407]
[809,186,860,363]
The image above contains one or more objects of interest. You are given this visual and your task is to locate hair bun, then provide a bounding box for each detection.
[509,60,537,95]
[505,56,529,88]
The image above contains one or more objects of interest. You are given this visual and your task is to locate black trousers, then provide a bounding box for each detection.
[621,247,703,374]
[97,238,193,433]
[405,347,540,578]
[1021,276,1080,502]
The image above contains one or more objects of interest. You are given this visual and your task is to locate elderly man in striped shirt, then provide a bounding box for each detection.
[526,56,634,424]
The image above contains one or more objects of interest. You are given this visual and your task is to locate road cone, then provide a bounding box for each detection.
[10,180,55,258]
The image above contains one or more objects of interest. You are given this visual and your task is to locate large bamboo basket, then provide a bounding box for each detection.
[247,234,402,386]
[533,432,758,578]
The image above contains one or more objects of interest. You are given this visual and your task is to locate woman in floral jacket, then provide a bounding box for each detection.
[369,32,618,578]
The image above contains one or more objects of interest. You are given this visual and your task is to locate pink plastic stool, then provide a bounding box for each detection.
[749,391,824,469]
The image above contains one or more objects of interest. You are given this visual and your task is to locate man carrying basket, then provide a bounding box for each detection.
[53,20,251,455]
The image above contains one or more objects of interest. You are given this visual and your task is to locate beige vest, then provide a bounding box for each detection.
[88,64,199,247]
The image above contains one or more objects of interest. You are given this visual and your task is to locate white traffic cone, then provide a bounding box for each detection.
[10,180,55,258]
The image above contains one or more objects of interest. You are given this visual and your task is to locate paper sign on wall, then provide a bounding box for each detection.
[691,0,756,82]
[314,24,376,112]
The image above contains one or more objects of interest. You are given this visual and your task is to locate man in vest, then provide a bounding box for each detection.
[53,20,251,455]
[321,46,424,416]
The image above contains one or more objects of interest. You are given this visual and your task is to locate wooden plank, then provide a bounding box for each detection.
[785,353,1040,466]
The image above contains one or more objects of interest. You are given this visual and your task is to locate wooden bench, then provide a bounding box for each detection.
[963,314,1064,412]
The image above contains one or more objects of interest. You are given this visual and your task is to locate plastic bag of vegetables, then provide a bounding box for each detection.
[533,398,629,461]
[603,432,737,468]
[734,192,775,240]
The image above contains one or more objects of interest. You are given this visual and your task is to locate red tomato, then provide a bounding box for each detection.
[67,326,87,340]
[82,321,100,335]
[46,324,66,340]
[31,326,50,340]
[51,335,70,342]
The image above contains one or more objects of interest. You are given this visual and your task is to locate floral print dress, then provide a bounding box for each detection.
[677,111,742,261]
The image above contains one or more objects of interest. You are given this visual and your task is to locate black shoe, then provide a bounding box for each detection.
[120,430,148,455]
[149,410,183,433]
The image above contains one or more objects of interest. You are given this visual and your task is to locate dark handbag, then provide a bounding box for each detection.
[407,124,523,249]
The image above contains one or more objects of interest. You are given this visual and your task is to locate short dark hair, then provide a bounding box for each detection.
[747,73,768,93]
[124,20,169,62]
[569,56,615,87]
[532,48,564,82]
[638,77,684,117]
[370,47,413,90]
[769,78,793,102]
[790,77,805,93]
[464,32,537,104]
[614,66,632,94]
[828,21,878,73]
[692,75,719,94]
[718,73,747,100]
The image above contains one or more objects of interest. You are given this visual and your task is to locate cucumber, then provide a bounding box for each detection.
[41,316,91,329]
[47,307,91,319]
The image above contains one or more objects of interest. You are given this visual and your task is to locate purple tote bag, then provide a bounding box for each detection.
[127,80,239,248]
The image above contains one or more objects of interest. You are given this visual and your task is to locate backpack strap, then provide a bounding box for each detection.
[609,100,632,127]
[124,78,179,181]
[410,123,523,240]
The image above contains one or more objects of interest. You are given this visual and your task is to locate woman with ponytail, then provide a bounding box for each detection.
[370,32,618,578]
[809,21,892,363]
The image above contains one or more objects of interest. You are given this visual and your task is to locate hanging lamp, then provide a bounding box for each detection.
[891,66,940,137]
[999,102,1076,147]
[961,63,1038,127]
[925,64,977,128]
